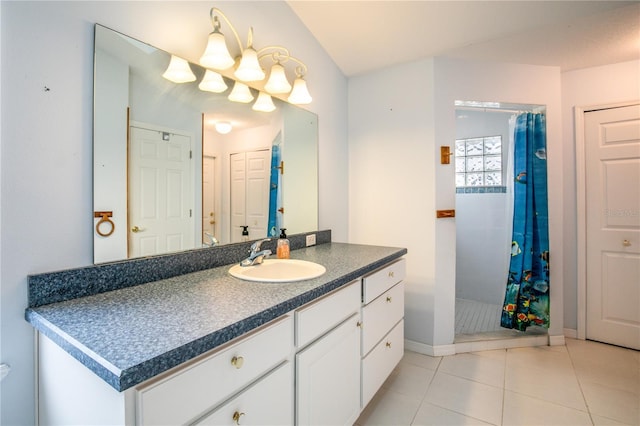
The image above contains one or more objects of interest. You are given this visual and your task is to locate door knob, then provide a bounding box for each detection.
[131,226,141,233]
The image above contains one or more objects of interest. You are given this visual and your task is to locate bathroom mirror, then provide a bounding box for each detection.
[93,25,318,263]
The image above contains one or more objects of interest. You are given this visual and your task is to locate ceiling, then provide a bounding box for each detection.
[287,1,640,77]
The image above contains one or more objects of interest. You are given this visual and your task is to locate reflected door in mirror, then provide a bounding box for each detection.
[230,150,271,242]
[129,124,195,257]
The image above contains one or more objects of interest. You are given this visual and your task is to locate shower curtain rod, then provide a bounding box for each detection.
[456,106,529,114]
[457,106,546,114]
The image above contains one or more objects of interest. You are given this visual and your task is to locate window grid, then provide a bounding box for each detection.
[455,136,503,188]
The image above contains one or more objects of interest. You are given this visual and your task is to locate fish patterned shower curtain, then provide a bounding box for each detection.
[501,112,550,331]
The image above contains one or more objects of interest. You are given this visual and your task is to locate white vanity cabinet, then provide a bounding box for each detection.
[295,280,362,425]
[194,361,293,425]
[37,315,294,426]
[360,258,406,408]
[135,315,293,425]
[35,254,407,426]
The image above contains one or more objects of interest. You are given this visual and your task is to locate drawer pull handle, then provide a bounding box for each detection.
[388,271,395,278]
[233,411,245,425]
[386,296,392,303]
[386,341,392,348]
[231,356,244,369]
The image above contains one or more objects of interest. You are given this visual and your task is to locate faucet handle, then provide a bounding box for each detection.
[250,238,271,252]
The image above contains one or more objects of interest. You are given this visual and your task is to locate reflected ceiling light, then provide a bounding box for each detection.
[162,55,196,83]
[198,70,228,93]
[252,92,276,112]
[215,121,232,134]
[264,62,292,94]
[228,81,254,103]
[200,7,312,104]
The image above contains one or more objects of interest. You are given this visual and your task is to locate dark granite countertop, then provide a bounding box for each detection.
[25,242,406,392]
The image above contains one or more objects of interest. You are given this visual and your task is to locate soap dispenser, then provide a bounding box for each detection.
[240,226,249,242]
[276,228,290,259]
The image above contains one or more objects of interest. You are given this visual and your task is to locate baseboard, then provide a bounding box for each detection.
[549,334,566,346]
[404,339,456,357]
[563,328,578,339]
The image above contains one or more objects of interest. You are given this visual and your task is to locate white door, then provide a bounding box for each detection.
[585,104,640,350]
[229,150,270,243]
[202,155,217,245]
[129,125,194,257]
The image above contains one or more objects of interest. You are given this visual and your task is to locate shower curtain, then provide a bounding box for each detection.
[501,112,550,331]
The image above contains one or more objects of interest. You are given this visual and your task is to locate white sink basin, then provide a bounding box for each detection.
[228,259,326,283]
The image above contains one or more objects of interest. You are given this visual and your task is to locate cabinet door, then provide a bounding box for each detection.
[195,362,293,426]
[297,313,361,425]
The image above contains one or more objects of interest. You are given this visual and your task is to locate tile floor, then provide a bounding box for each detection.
[355,338,639,426]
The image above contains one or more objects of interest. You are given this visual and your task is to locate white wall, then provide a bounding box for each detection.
[350,56,563,352]
[349,58,437,345]
[0,2,347,424]
[561,60,640,332]
[455,110,513,306]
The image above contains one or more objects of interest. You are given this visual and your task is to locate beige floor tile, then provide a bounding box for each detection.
[502,390,593,425]
[424,372,503,425]
[567,339,640,396]
[591,414,632,425]
[580,381,640,425]
[382,361,436,399]
[506,344,574,373]
[504,360,587,411]
[411,401,493,425]
[356,386,422,426]
[473,349,507,361]
[401,350,442,371]
[438,352,505,388]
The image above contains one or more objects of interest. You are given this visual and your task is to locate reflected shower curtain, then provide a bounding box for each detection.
[501,112,550,331]
[267,144,281,237]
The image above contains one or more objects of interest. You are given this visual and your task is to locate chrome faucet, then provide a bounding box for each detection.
[240,238,272,267]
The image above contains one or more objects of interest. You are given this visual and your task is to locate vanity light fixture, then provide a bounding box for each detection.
[288,72,313,105]
[198,70,228,93]
[228,81,254,103]
[252,92,276,112]
[200,7,312,104]
[264,61,292,94]
[215,121,233,134]
[162,55,196,83]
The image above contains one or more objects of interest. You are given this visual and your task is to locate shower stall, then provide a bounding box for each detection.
[454,101,548,344]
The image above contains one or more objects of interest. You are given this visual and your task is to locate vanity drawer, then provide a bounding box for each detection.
[362,258,406,304]
[296,280,360,348]
[136,315,293,426]
[195,361,293,426]
[361,319,404,409]
[361,282,404,356]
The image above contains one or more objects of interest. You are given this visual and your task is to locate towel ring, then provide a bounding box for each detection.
[94,211,115,237]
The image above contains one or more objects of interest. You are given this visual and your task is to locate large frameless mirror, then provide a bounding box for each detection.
[93,25,318,263]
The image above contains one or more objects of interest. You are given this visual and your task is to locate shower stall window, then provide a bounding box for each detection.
[455,136,505,193]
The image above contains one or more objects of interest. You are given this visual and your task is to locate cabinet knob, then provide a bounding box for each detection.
[231,356,244,369]
[232,411,245,425]
[386,296,392,303]
[388,271,395,278]
[357,321,362,328]
[623,239,631,247]
[386,341,392,348]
